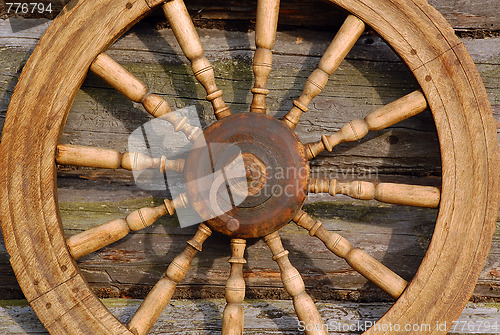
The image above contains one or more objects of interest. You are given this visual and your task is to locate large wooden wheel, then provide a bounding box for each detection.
[0,0,498,334]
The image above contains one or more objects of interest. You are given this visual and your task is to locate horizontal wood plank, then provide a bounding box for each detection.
[1,299,499,334]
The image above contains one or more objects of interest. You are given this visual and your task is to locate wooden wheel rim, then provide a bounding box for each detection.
[0,0,498,334]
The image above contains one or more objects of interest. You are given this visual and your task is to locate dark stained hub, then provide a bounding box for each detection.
[185,113,309,238]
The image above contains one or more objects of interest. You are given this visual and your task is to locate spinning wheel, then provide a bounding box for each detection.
[0,0,498,334]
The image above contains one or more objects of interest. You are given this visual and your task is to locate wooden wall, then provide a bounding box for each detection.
[0,0,499,303]
[1,0,499,30]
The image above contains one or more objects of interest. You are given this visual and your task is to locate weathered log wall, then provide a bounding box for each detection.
[4,23,499,176]
[0,0,499,302]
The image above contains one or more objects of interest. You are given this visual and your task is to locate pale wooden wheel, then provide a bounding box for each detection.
[0,0,498,334]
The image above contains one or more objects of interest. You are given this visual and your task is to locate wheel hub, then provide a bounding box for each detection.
[184,113,309,238]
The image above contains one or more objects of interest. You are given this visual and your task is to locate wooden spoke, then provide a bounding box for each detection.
[222,239,246,335]
[66,194,188,260]
[294,210,407,299]
[265,232,327,335]
[283,15,365,129]
[250,0,281,113]
[127,223,212,335]
[309,178,440,208]
[90,52,202,142]
[162,0,230,120]
[305,90,427,159]
[90,52,147,103]
[56,143,185,173]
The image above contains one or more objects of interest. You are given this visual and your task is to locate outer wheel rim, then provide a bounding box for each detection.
[0,0,498,334]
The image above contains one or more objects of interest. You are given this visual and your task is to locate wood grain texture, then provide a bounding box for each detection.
[90,53,203,141]
[56,143,185,173]
[305,90,428,158]
[183,0,500,31]
[293,210,408,299]
[65,195,187,260]
[2,195,497,301]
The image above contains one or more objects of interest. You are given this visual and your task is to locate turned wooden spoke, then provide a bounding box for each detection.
[250,0,280,113]
[283,15,365,129]
[90,52,201,141]
[222,239,246,335]
[265,232,327,335]
[66,194,188,260]
[305,90,427,159]
[294,210,407,299]
[162,0,230,120]
[309,178,440,208]
[56,143,185,173]
[127,223,212,335]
